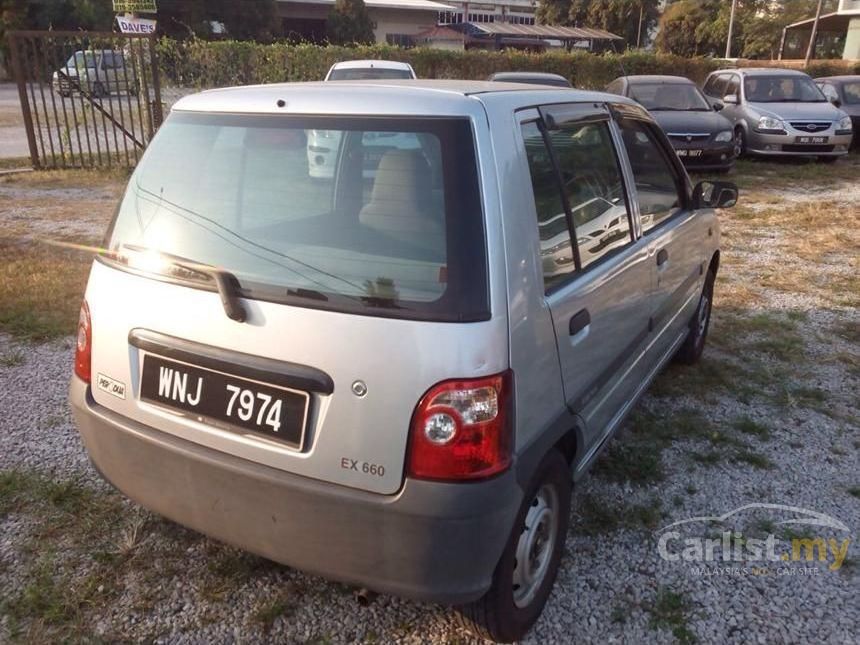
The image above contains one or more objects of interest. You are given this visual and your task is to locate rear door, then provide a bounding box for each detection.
[86,109,498,496]
[613,105,706,356]
[517,103,652,456]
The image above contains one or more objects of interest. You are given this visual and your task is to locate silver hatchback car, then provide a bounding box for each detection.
[70,80,735,642]
[702,68,853,161]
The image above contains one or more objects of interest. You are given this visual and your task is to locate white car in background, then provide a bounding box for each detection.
[324,59,416,81]
[309,60,419,178]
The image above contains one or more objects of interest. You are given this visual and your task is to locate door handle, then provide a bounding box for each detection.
[657,248,669,266]
[569,308,591,336]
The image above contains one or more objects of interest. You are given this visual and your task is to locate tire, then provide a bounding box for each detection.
[675,269,715,365]
[733,127,746,159]
[91,82,106,98]
[454,450,571,643]
[818,156,839,163]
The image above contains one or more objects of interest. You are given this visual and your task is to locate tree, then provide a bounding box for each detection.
[326,0,375,45]
[537,0,661,48]
[655,0,839,59]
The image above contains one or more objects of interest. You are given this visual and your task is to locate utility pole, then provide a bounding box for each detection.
[725,0,738,58]
[804,0,825,65]
[637,1,644,49]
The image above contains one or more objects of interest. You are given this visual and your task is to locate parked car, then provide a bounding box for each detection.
[702,68,853,162]
[605,75,735,172]
[324,59,416,81]
[70,80,735,643]
[815,75,860,148]
[488,71,572,88]
[52,49,138,98]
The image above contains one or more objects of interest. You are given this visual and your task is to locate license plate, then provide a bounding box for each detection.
[795,136,828,144]
[140,355,309,448]
[677,149,703,157]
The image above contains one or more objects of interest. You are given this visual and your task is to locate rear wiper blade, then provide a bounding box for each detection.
[121,245,247,323]
[286,287,328,302]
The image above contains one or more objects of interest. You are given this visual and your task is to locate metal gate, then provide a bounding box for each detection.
[8,30,163,170]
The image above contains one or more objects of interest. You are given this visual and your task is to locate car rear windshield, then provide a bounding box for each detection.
[744,76,825,102]
[628,83,711,111]
[328,68,413,80]
[106,112,489,322]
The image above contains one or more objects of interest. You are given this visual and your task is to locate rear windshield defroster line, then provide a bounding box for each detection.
[104,111,490,323]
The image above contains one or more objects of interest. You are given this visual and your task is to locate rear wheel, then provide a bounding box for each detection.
[676,269,715,365]
[91,81,106,98]
[454,450,571,643]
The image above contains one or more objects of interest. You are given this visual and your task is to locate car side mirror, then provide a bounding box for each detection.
[722,94,738,105]
[693,180,738,209]
[713,101,724,111]
[828,96,842,108]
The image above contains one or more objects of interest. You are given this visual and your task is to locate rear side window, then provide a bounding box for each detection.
[521,122,573,290]
[521,115,632,290]
[107,113,488,322]
[543,122,631,270]
[616,119,683,234]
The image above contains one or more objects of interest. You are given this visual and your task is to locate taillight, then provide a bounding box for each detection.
[407,371,512,481]
[74,300,91,383]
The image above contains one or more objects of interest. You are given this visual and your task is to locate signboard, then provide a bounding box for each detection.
[112,0,157,13]
[116,15,157,34]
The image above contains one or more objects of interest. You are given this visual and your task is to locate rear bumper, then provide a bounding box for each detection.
[70,377,521,604]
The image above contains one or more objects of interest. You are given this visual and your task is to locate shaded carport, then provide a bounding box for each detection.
[779,11,859,60]
[461,23,623,52]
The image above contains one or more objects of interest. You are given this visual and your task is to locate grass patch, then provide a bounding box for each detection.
[833,320,860,344]
[576,494,662,536]
[776,386,829,411]
[732,416,771,440]
[0,470,129,640]
[594,442,664,485]
[0,349,25,367]
[0,156,33,171]
[647,587,696,644]
[252,589,299,633]
[733,449,773,470]
[0,238,93,341]
[691,451,722,466]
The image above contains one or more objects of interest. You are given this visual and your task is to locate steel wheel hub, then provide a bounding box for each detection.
[512,484,558,609]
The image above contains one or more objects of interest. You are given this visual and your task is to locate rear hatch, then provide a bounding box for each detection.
[86,107,501,495]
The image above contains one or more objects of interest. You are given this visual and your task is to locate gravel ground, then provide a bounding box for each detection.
[0,164,858,643]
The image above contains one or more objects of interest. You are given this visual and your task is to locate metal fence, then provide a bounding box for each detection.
[8,30,164,170]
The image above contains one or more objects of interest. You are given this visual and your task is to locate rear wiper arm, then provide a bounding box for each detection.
[176,261,247,323]
[121,245,247,323]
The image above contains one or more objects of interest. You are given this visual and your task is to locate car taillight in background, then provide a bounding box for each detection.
[407,371,513,481]
[74,300,91,383]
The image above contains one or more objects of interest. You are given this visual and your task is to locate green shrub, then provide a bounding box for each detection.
[154,38,860,90]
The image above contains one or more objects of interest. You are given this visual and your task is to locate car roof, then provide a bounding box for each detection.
[814,75,860,82]
[328,60,413,70]
[620,75,694,85]
[172,80,634,116]
[489,72,568,81]
[723,68,810,77]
